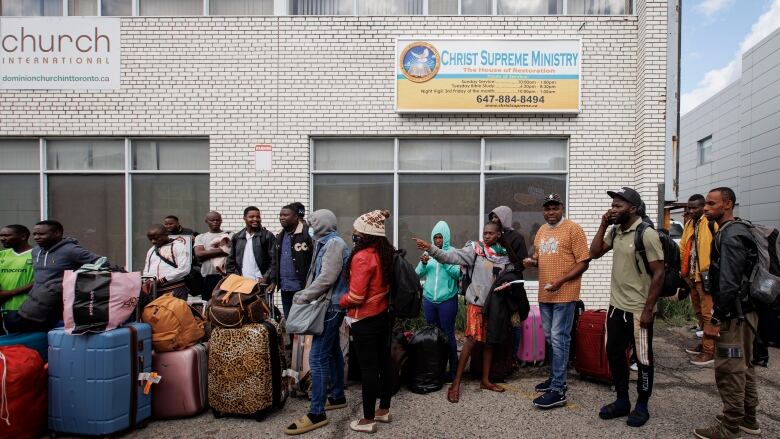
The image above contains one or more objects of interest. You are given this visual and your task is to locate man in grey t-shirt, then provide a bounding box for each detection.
[194,211,231,301]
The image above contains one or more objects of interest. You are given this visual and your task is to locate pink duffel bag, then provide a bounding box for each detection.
[62,258,142,334]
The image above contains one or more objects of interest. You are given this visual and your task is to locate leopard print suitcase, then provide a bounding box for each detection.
[208,321,287,420]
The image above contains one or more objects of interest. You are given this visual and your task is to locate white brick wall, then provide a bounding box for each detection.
[0,3,669,308]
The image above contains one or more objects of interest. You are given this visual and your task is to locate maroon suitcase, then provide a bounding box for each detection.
[152,343,208,418]
[575,310,629,381]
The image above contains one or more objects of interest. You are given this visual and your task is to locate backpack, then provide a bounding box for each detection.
[611,220,688,298]
[389,250,423,319]
[715,219,780,308]
[142,294,206,352]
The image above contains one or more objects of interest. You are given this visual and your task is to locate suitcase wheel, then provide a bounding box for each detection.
[255,411,266,422]
[213,409,223,419]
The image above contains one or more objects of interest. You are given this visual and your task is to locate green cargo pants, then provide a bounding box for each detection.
[714,312,759,431]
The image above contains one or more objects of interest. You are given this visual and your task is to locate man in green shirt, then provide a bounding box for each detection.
[0,224,34,334]
[590,187,664,429]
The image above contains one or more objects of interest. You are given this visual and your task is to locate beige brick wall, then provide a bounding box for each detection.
[0,4,668,307]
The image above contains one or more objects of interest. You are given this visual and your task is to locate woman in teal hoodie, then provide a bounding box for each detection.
[415,220,461,381]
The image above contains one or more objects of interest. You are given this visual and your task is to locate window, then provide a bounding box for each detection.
[461,0,490,14]
[210,0,272,15]
[498,0,560,15]
[290,0,354,15]
[140,0,203,15]
[68,0,96,15]
[0,137,209,269]
[357,0,422,15]
[0,140,40,229]
[1,0,61,15]
[567,0,631,14]
[100,0,132,15]
[311,137,568,281]
[698,136,713,165]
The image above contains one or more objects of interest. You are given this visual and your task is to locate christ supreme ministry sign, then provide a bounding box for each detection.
[396,39,581,113]
[1,17,121,90]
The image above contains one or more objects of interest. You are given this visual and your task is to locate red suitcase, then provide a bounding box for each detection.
[152,343,208,419]
[575,310,629,381]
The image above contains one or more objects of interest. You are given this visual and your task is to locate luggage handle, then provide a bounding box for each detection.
[208,308,244,328]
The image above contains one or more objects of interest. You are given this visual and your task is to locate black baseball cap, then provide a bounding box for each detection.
[542,194,563,207]
[607,187,642,207]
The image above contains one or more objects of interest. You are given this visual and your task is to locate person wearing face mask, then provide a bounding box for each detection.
[339,209,395,434]
[414,222,520,404]
[590,187,664,428]
[283,209,349,435]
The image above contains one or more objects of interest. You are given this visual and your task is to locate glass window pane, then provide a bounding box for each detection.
[0,174,40,228]
[498,0,560,14]
[567,0,629,15]
[290,0,353,15]
[69,0,97,15]
[313,139,394,171]
[101,0,131,15]
[210,0,272,15]
[357,0,422,15]
[461,0,490,14]
[131,174,210,270]
[399,139,480,171]
[485,138,567,171]
[140,0,202,15]
[428,0,456,14]
[1,0,62,16]
[484,174,567,281]
[399,174,479,263]
[0,139,39,170]
[132,139,209,171]
[48,175,126,266]
[312,174,393,245]
[46,139,125,171]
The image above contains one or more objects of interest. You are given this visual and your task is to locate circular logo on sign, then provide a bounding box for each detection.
[400,42,440,83]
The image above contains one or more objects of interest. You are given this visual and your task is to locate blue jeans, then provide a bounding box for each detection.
[422,296,459,376]
[539,301,577,392]
[309,305,346,416]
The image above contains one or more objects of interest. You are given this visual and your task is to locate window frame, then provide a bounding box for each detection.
[310,136,570,288]
[698,135,713,166]
[0,137,209,268]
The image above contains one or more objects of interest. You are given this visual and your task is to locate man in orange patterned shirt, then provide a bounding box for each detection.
[524,194,590,409]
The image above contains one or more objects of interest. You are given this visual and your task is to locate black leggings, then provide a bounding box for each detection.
[351,312,393,420]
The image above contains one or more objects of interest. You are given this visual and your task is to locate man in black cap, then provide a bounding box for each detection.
[520,194,590,409]
[590,187,665,428]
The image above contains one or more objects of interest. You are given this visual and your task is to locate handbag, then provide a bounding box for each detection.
[208,274,269,328]
[62,257,142,334]
[286,292,330,336]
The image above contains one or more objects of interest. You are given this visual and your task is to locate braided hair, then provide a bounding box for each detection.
[346,234,396,286]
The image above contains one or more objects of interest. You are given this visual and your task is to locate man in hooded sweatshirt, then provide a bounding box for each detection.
[6,220,104,332]
[416,221,461,382]
[284,209,350,435]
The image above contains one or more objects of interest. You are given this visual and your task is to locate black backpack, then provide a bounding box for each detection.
[612,220,688,298]
[389,250,423,319]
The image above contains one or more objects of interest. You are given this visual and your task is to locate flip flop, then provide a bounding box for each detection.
[480,383,505,393]
[447,386,460,403]
[283,415,329,435]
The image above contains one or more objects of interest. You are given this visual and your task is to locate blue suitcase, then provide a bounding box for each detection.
[48,323,153,436]
[0,331,48,362]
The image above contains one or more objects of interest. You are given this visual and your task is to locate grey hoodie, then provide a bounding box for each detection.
[294,209,350,306]
[19,237,102,323]
[491,205,513,230]
[428,243,508,307]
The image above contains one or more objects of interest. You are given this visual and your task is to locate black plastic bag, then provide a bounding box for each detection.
[407,326,449,394]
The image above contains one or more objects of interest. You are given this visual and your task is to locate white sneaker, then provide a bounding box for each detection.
[350,420,377,433]
[696,330,704,339]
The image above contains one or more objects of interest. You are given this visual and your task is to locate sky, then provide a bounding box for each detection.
[681,0,780,114]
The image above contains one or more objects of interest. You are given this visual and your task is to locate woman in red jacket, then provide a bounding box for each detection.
[339,209,395,434]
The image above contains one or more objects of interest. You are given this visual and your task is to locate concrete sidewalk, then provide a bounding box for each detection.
[132,325,780,438]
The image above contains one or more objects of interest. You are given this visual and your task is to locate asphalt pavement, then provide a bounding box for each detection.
[131,325,780,439]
